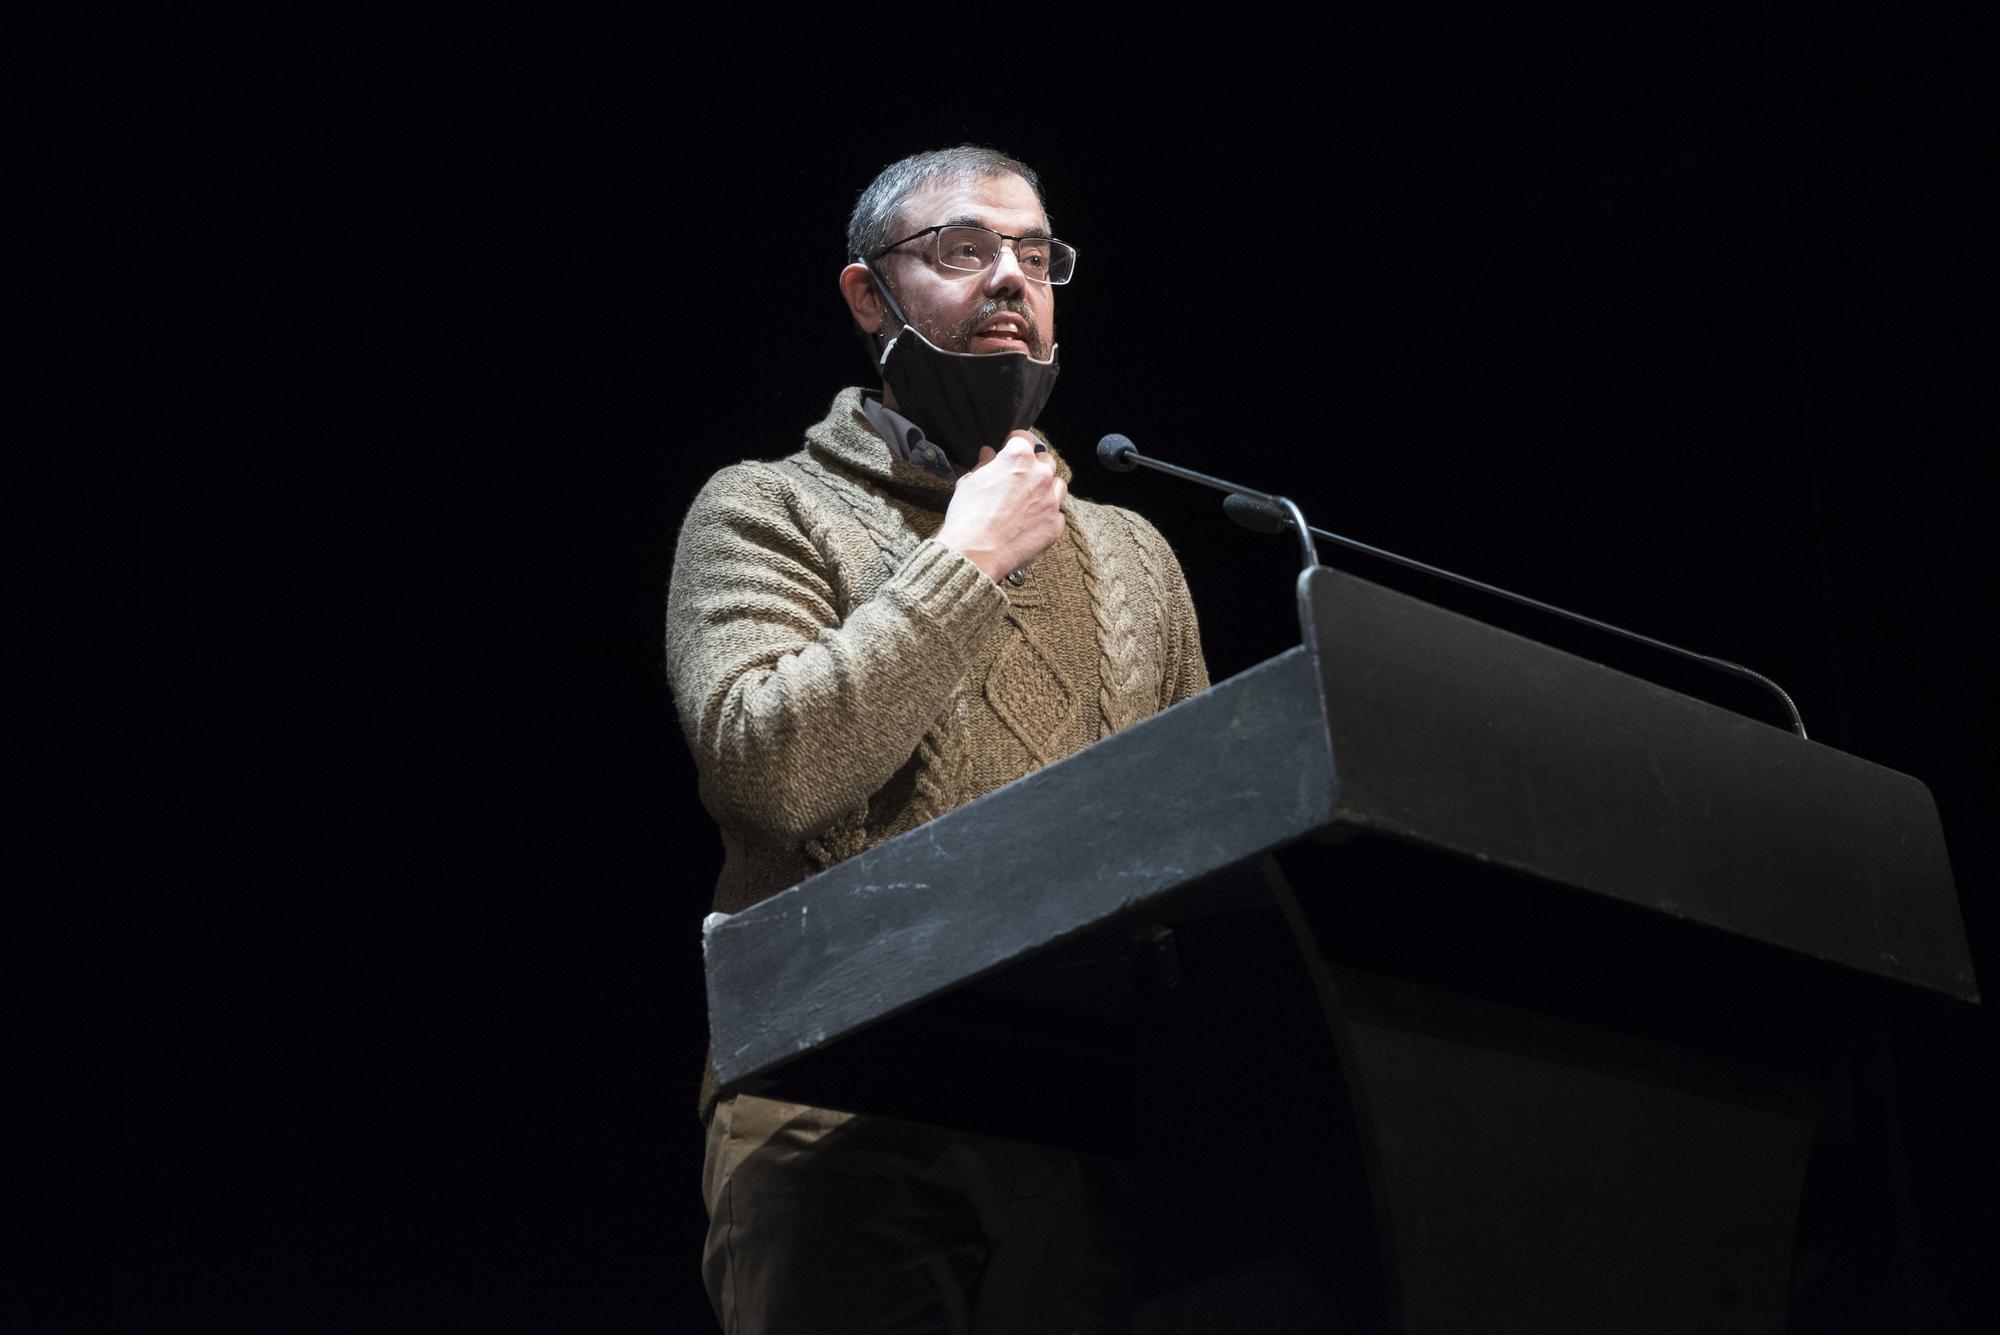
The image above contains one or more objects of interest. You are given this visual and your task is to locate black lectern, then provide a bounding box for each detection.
[703,566,1976,1333]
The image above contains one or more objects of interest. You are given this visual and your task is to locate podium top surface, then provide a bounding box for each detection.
[1295,567,1972,1005]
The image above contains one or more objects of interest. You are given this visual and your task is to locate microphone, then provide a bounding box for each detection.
[1222,493,1808,738]
[1097,435,1140,473]
[1095,434,1317,570]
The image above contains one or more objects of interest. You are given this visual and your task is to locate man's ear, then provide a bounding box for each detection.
[839,262,887,339]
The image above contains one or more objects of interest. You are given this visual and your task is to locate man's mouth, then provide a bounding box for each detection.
[967,313,1034,354]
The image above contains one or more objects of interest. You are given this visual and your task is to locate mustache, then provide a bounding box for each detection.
[955,299,1045,355]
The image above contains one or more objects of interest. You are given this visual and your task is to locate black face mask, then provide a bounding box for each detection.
[867,265,1060,470]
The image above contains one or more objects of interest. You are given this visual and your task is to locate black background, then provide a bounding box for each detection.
[85,9,1995,1332]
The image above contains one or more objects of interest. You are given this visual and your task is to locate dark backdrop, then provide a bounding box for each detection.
[102,11,1991,1333]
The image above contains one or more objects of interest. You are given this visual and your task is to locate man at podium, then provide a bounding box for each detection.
[664,146,1209,1332]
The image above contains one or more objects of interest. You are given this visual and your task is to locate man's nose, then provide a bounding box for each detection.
[983,242,1029,295]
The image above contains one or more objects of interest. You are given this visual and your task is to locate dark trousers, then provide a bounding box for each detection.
[702,1093,1133,1334]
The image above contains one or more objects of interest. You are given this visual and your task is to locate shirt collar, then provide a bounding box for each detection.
[859,395,957,481]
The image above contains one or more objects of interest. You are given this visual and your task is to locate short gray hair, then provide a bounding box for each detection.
[845,146,1047,262]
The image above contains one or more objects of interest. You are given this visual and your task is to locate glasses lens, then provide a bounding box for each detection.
[1015,238,1055,279]
[935,226,998,273]
[1039,241,1075,285]
[934,226,1076,284]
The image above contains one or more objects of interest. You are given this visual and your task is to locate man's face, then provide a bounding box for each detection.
[871,173,1056,360]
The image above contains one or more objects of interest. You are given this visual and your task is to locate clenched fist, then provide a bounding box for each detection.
[936,433,1068,583]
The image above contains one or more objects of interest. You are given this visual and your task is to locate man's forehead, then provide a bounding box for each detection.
[899,173,1049,233]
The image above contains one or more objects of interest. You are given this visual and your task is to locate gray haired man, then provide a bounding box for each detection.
[667,146,1208,1333]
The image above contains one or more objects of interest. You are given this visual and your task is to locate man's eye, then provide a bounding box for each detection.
[1020,250,1050,271]
[944,240,984,260]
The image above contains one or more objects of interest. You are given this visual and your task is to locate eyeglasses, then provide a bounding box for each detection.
[870,224,1078,285]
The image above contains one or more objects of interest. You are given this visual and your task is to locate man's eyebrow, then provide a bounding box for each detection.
[936,213,1052,236]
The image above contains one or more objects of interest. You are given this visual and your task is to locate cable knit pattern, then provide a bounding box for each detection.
[907,695,970,835]
[785,455,916,583]
[983,616,1080,764]
[1070,504,1149,737]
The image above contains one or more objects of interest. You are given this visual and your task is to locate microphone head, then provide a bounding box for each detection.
[1096,434,1139,472]
[1222,492,1288,534]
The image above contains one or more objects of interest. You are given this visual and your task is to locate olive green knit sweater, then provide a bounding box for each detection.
[665,388,1209,919]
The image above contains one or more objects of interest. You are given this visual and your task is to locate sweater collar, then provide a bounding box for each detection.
[805,387,1072,510]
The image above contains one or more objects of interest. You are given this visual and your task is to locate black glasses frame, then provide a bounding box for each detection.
[868,224,1077,284]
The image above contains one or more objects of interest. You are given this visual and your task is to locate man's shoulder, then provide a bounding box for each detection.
[669,453,836,591]
[687,455,807,512]
[682,432,897,541]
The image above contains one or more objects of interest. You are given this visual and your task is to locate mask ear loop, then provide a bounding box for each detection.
[858,259,913,368]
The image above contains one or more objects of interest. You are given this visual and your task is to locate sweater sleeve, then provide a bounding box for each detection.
[664,463,1009,841]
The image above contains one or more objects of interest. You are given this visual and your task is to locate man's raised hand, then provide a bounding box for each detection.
[936,433,1067,583]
